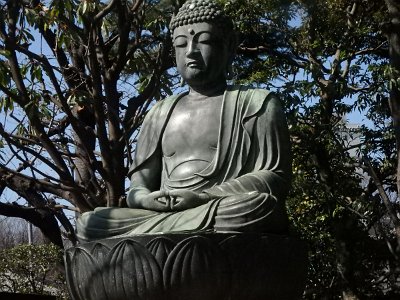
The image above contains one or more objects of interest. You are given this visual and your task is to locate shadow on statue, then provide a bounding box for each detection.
[65,233,307,300]
[66,0,308,299]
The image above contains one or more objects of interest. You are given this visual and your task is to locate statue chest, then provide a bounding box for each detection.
[161,95,223,179]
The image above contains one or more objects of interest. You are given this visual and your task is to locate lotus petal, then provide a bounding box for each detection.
[146,237,176,270]
[163,236,230,300]
[65,246,106,300]
[103,239,163,300]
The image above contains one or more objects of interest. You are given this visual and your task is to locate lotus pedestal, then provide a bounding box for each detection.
[65,233,307,300]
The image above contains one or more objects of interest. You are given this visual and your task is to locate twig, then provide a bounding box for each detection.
[363,156,400,248]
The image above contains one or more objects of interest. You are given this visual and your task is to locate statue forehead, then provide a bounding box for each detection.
[173,22,217,38]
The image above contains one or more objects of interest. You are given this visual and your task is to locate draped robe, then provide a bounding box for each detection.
[76,85,291,241]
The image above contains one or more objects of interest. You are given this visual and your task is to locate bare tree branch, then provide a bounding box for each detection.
[94,0,119,23]
[0,202,64,248]
[363,156,400,250]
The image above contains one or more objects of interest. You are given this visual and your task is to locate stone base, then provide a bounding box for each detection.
[65,233,307,300]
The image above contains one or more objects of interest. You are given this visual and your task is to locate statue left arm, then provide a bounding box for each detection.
[203,95,291,201]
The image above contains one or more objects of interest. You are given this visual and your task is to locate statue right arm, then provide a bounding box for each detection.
[127,146,171,212]
[126,96,182,212]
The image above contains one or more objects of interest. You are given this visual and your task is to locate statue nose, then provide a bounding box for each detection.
[186,41,199,57]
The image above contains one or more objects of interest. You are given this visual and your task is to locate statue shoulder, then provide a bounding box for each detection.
[146,93,181,116]
[230,84,277,102]
[230,85,282,118]
[253,88,282,110]
[247,86,280,104]
[140,93,184,128]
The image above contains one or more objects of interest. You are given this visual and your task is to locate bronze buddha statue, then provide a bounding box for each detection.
[77,0,291,241]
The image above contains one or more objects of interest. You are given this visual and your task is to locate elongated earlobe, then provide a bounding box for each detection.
[226,64,234,80]
[223,33,237,81]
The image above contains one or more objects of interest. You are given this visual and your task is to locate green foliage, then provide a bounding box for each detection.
[0,0,399,298]
[0,244,68,298]
[218,0,399,297]
[0,0,179,246]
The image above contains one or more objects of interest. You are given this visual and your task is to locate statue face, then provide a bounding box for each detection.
[173,22,231,89]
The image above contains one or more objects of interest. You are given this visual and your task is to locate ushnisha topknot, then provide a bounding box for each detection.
[170,0,233,33]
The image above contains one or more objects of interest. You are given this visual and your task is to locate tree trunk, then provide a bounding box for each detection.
[73,105,101,211]
[385,0,400,251]
[334,215,360,300]
[0,203,63,248]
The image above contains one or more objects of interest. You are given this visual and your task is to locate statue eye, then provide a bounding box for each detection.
[197,33,214,45]
[174,37,188,48]
[198,38,214,45]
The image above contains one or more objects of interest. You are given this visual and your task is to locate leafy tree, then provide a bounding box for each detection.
[0,243,67,298]
[221,0,399,298]
[0,216,46,249]
[0,0,176,247]
[384,0,400,251]
[0,0,400,298]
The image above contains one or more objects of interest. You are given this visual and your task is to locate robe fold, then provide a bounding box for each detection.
[76,85,291,241]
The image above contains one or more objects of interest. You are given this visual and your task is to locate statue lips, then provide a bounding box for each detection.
[186,60,203,69]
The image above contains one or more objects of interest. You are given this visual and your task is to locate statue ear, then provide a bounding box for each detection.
[227,32,238,64]
[226,64,234,80]
[225,33,238,78]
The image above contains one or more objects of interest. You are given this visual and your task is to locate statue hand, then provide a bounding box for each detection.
[168,190,209,211]
[141,190,172,212]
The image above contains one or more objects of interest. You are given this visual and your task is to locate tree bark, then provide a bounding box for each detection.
[385,0,400,195]
[385,0,400,253]
[0,203,63,248]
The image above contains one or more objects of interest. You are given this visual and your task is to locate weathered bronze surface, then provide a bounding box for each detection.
[77,0,291,241]
[68,1,307,299]
[66,233,308,300]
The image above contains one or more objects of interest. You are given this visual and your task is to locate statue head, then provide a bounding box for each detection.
[170,0,236,91]
[170,0,234,36]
